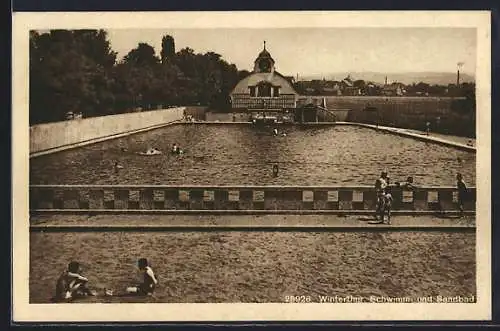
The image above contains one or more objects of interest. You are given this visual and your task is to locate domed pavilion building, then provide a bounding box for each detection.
[230,42,299,122]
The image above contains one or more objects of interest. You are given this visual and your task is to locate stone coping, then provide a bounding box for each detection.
[30,214,475,231]
[30,209,475,215]
[30,184,467,189]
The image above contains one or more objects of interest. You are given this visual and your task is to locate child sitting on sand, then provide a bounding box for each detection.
[126,258,158,296]
[54,261,96,302]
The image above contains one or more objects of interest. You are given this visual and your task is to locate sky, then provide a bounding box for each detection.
[107,28,476,77]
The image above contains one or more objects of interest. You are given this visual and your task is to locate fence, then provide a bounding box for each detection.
[231,94,296,109]
[30,185,475,213]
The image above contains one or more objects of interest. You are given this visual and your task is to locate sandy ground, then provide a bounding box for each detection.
[30,229,475,303]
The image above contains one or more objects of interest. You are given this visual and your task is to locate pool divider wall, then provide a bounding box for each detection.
[30,185,475,213]
[187,121,475,152]
[349,123,475,152]
[30,107,186,156]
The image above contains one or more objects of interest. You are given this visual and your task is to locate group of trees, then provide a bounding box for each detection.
[30,29,243,125]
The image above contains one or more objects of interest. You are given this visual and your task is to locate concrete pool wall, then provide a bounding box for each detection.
[30,107,185,156]
[30,185,475,214]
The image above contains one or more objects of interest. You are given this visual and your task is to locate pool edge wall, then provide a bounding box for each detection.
[29,185,476,213]
[29,107,185,157]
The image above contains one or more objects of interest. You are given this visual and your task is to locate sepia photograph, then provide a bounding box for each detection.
[12,11,491,322]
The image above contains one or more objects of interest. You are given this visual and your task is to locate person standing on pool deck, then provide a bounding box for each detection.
[456,173,468,215]
[374,171,389,221]
[126,258,158,296]
[375,171,389,192]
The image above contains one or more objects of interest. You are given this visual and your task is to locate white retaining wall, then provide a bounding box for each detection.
[30,107,185,154]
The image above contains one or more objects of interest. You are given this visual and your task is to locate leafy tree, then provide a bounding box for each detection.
[160,34,175,64]
[122,43,159,67]
[29,29,117,124]
[30,30,246,123]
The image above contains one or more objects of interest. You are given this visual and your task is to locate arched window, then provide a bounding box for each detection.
[257,82,272,97]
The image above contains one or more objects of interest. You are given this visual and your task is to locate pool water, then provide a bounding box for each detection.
[30,124,475,186]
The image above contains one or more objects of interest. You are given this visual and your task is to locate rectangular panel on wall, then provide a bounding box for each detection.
[33,188,52,209]
[253,190,264,202]
[78,190,90,209]
[238,190,253,210]
[114,189,129,210]
[63,189,80,209]
[338,190,353,202]
[53,189,64,209]
[402,190,414,203]
[302,190,314,202]
[89,189,104,209]
[252,190,265,209]
[352,190,364,209]
[139,189,154,210]
[313,191,328,210]
[427,191,439,203]
[427,190,441,211]
[228,190,240,201]
[103,190,114,209]
[352,190,363,202]
[179,190,190,202]
[413,190,428,210]
[362,190,376,210]
[203,190,214,201]
[153,190,165,201]
[327,191,339,202]
[203,190,215,209]
[153,189,165,209]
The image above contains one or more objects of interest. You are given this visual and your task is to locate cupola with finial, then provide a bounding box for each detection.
[253,41,275,73]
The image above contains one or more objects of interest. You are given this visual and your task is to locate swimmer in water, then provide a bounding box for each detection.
[148,148,162,155]
[272,164,279,177]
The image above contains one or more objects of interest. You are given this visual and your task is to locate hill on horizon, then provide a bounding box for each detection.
[298,71,475,85]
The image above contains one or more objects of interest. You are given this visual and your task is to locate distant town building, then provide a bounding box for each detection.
[382,82,406,96]
[339,75,361,96]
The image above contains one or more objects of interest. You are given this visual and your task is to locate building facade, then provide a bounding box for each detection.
[230,43,299,117]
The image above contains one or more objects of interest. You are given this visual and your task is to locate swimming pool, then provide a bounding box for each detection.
[30,124,476,186]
